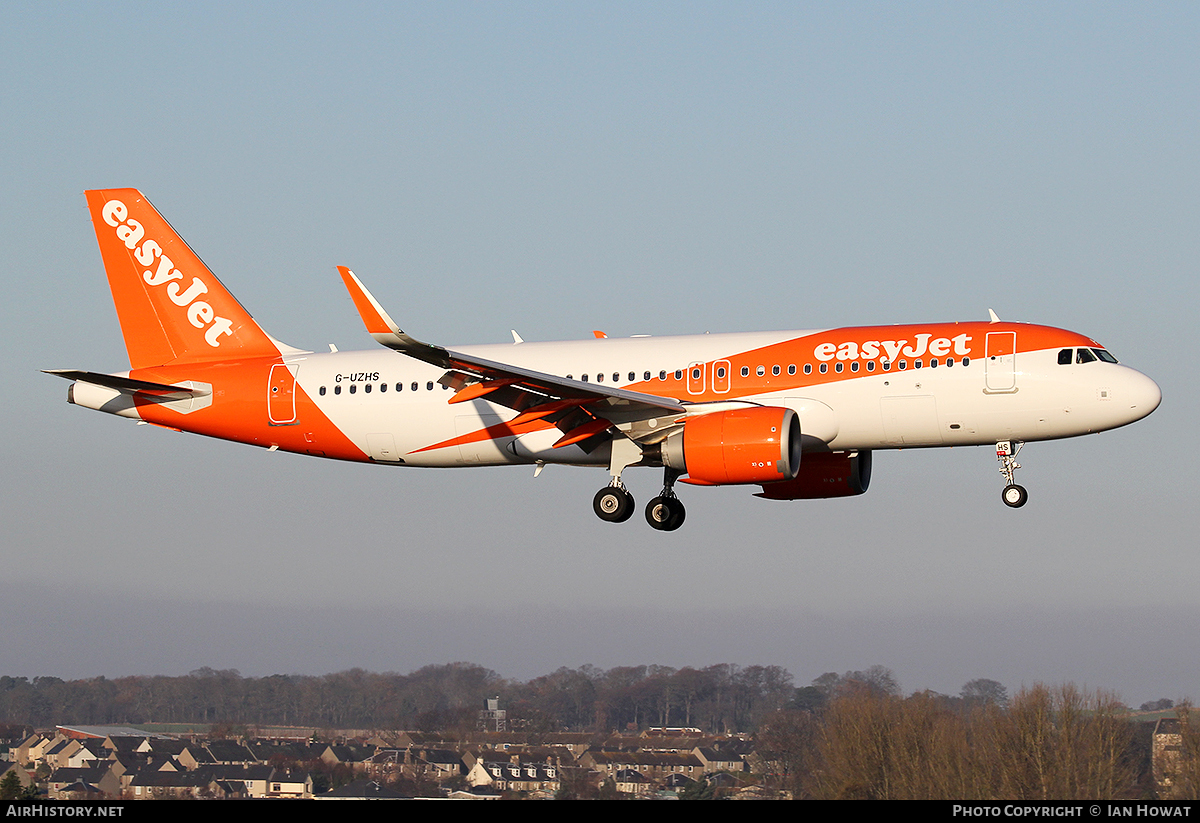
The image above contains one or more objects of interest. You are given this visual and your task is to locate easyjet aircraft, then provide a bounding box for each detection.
[47,189,1161,531]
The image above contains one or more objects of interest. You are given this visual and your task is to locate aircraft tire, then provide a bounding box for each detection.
[594,487,634,522]
[1002,484,1028,508]
[646,497,685,531]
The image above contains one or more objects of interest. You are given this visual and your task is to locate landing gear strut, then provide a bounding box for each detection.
[645,468,686,531]
[594,436,640,524]
[592,437,688,529]
[996,440,1028,508]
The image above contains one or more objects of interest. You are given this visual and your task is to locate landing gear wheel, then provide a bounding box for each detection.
[594,486,634,522]
[645,496,686,531]
[1002,484,1028,508]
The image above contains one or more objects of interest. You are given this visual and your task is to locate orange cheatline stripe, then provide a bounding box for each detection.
[408,416,557,455]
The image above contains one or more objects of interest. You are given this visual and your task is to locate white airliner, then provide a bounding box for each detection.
[47,189,1161,531]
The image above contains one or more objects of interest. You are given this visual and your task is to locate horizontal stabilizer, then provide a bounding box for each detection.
[42,370,206,397]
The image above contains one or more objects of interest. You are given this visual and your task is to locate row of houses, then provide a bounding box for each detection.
[10,730,315,799]
[8,724,766,799]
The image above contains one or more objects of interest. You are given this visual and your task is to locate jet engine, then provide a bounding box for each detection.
[663,407,801,485]
[755,450,872,499]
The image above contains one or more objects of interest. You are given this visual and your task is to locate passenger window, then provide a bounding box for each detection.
[819,363,827,374]
[804,364,812,375]
[866,361,875,372]
[644,371,651,380]
[319,386,326,396]
[334,385,341,395]
[397,383,403,391]
[582,374,589,382]
[929,359,937,368]
[675,370,683,380]
[850,362,859,372]
[716,366,726,378]
[365,383,372,392]
[426,381,434,390]
[380,383,387,392]
[349,384,356,394]
[835,363,843,373]
[613,373,619,382]
[597,373,604,383]
[772,365,780,376]
[660,370,667,380]
[882,361,891,371]
[962,357,970,367]
[899,361,907,370]
[756,366,765,377]
[741,366,749,378]
[629,372,636,382]
[788,364,796,375]
[691,368,701,380]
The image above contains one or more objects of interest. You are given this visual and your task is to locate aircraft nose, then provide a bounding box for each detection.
[1120,368,1161,423]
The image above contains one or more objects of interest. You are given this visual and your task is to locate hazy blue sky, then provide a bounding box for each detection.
[3,3,1196,705]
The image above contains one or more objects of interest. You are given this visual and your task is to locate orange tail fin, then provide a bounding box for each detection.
[85,189,282,369]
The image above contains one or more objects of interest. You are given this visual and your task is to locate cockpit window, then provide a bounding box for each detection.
[1092,348,1118,364]
[1058,349,1072,365]
[1076,348,1097,364]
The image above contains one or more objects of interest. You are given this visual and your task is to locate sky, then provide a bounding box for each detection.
[3,2,1197,707]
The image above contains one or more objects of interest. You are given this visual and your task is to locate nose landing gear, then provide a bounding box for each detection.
[996,440,1028,508]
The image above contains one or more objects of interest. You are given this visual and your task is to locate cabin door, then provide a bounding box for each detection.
[985,332,1017,393]
[268,364,298,425]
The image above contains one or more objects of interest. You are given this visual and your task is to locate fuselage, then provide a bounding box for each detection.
[84,320,1159,471]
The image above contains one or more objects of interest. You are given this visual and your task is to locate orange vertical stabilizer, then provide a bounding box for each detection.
[85,189,282,369]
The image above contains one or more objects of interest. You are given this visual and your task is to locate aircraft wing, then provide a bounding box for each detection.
[338,268,687,448]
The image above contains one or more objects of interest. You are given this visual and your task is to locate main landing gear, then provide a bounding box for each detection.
[593,467,687,530]
[645,468,686,532]
[996,440,1028,508]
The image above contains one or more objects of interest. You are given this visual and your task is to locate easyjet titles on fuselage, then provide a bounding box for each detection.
[814,332,973,363]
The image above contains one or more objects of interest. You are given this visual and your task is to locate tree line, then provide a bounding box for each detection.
[0,663,795,732]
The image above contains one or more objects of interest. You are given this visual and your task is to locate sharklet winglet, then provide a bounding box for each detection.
[336,266,455,369]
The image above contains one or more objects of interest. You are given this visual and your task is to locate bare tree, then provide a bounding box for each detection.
[962,678,1009,708]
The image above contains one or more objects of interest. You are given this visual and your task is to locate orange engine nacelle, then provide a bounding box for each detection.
[664,407,801,486]
[755,450,872,500]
